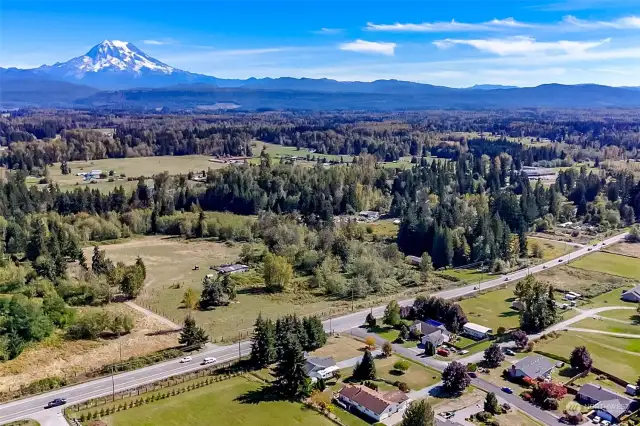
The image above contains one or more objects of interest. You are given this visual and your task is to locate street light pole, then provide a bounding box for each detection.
[111,366,115,402]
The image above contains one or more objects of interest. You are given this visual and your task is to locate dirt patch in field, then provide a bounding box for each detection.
[603,242,640,259]
[537,265,633,297]
[0,303,179,392]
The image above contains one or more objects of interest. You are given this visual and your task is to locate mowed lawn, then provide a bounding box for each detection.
[457,287,520,331]
[570,251,640,280]
[438,268,494,284]
[375,355,441,390]
[99,376,334,426]
[572,317,640,335]
[598,308,640,323]
[535,331,640,382]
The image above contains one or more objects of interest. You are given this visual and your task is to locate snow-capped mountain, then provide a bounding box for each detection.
[6,40,218,89]
[44,40,175,76]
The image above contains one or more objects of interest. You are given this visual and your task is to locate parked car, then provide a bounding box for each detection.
[437,348,450,357]
[601,421,610,426]
[201,357,217,365]
[504,277,510,281]
[504,349,515,356]
[180,356,192,363]
[468,372,477,378]
[443,412,455,419]
[46,398,67,408]
[501,387,513,394]
[588,248,592,251]
[459,349,469,355]
[558,259,563,262]
[592,416,601,424]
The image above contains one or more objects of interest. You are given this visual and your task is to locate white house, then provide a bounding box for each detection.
[337,384,410,422]
[462,322,492,339]
[303,356,339,382]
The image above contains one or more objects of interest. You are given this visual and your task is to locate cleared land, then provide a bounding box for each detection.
[37,156,227,192]
[527,237,575,261]
[569,251,640,280]
[457,287,521,331]
[582,286,634,307]
[0,303,178,392]
[310,335,366,362]
[94,236,456,341]
[537,265,632,298]
[603,241,640,259]
[535,331,640,382]
[438,268,494,284]
[93,375,335,426]
[254,141,415,169]
[598,309,640,323]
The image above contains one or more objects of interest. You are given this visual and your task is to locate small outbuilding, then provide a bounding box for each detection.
[621,285,640,302]
[462,322,492,339]
[215,264,249,274]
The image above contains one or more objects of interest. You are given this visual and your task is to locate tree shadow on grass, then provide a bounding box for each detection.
[557,366,578,379]
[235,385,280,404]
[499,311,519,318]
[237,286,268,296]
[505,297,516,303]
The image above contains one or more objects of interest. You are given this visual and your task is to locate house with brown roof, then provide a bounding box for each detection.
[337,384,410,421]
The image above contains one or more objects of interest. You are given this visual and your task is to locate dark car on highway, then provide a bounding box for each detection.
[45,398,67,408]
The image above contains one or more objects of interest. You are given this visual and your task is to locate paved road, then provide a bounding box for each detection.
[0,231,627,425]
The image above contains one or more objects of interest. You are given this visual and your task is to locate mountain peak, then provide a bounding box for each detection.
[74,40,173,74]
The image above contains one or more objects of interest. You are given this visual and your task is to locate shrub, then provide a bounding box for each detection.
[476,411,491,422]
[393,360,410,373]
[467,363,478,372]
[397,382,409,392]
[496,326,506,335]
[544,398,559,410]
[364,381,379,391]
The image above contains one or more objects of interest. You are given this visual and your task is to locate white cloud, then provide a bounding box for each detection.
[434,36,610,56]
[143,40,167,45]
[339,39,396,56]
[367,15,640,33]
[562,15,640,29]
[366,18,532,32]
[313,28,343,35]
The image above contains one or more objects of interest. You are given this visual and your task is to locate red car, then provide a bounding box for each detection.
[437,348,450,357]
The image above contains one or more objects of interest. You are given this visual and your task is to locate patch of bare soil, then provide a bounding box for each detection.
[537,265,632,297]
[0,303,179,392]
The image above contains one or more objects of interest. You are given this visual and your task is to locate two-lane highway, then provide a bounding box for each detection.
[0,231,627,424]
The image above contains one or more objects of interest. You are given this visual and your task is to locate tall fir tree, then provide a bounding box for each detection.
[179,316,208,348]
[272,332,309,399]
[353,349,376,381]
[250,314,276,368]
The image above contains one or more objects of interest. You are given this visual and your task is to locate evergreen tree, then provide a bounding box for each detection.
[303,316,327,351]
[250,314,276,368]
[195,211,206,238]
[199,275,231,309]
[419,252,433,282]
[353,349,376,381]
[91,246,113,276]
[484,392,500,415]
[26,219,48,261]
[178,316,208,348]
[273,333,309,399]
[400,400,435,426]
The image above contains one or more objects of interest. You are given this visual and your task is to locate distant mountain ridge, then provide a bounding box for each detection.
[2,40,640,110]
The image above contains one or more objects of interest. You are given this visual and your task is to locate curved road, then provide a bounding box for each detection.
[0,231,628,425]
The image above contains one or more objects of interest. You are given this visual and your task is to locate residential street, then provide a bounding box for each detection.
[0,231,627,425]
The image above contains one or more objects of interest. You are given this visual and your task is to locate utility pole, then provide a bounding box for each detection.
[238,334,241,360]
[111,366,115,402]
[329,310,332,335]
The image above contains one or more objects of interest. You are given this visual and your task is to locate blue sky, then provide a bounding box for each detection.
[3,0,640,86]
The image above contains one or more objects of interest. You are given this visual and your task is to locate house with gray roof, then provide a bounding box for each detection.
[409,320,450,347]
[577,383,636,423]
[509,355,554,380]
[621,285,640,302]
[303,356,338,382]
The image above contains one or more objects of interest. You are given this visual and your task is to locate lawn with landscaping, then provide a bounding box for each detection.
[374,355,441,391]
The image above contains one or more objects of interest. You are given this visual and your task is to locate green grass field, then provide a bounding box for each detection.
[572,317,640,335]
[457,287,521,331]
[38,155,227,192]
[438,268,494,284]
[570,251,640,280]
[598,308,640,323]
[581,286,634,307]
[96,376,335,426]
[254,141,415,169]
[537,265,633,298]
[535,331,640,382]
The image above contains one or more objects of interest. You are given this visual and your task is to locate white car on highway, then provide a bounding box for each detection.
[202,357,217,365]
[179,356,192,363]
